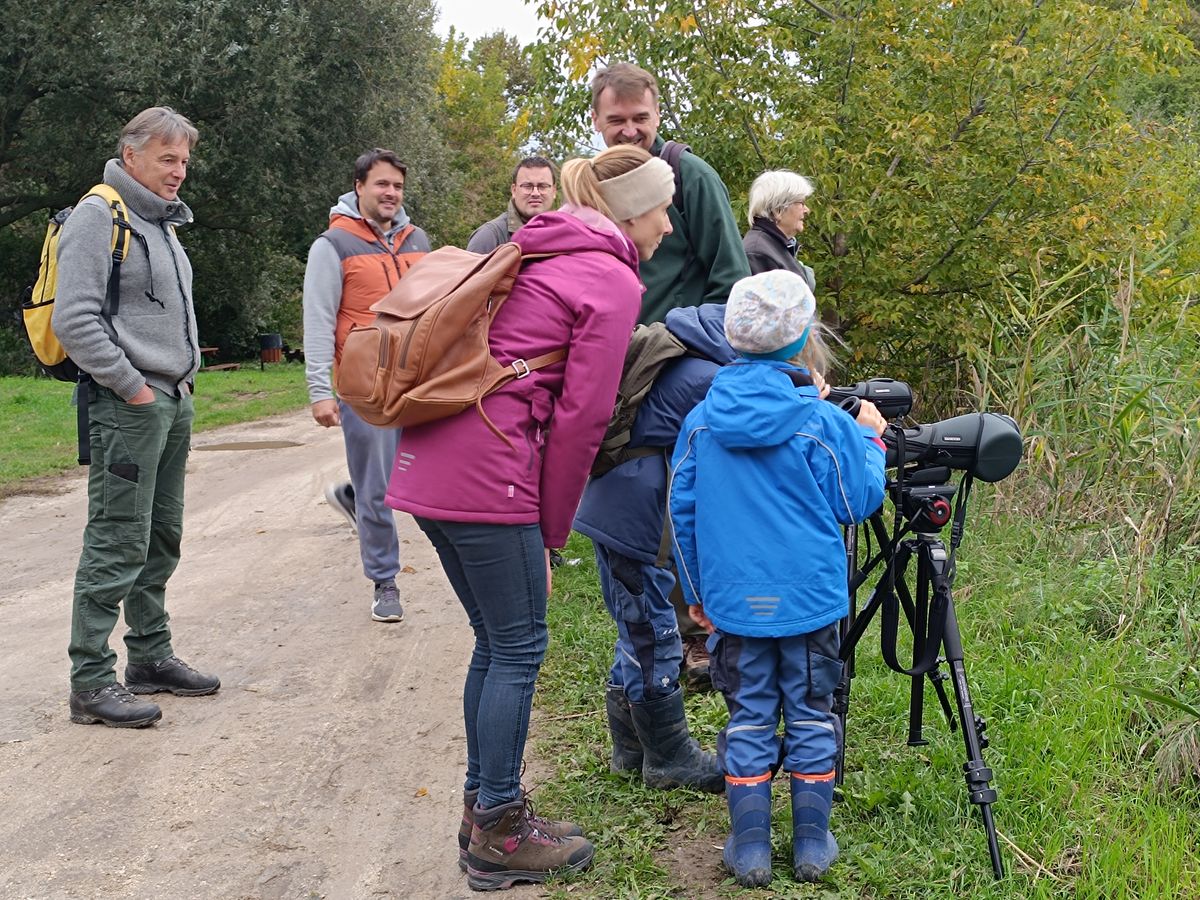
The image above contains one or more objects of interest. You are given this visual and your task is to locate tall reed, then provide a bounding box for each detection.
[968,257,1199,619]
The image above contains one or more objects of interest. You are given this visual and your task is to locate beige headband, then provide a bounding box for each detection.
[596,157,675,221]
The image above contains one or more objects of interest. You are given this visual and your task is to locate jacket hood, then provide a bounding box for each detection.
[105,159,192,226]
[665,303,737,364]
[329,190,411,233]
[514,209,639,271]
[705,360,819,449]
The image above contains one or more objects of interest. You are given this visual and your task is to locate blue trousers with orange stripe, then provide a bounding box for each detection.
[708,624,843,778]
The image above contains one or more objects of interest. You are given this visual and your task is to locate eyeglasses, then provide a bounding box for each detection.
[516,182,554,194]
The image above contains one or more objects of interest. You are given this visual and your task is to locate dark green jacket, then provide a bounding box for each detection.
[639,136,750,324]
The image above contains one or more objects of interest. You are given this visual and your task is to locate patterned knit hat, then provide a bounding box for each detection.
[724,270,816,360]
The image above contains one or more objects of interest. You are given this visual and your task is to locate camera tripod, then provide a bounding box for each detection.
[833,465,1004,879]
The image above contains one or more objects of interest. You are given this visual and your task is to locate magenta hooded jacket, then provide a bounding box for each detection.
[384,209,642,548]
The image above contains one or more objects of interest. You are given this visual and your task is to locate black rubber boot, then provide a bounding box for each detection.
[605,683,644,773]
[628,687,724,793]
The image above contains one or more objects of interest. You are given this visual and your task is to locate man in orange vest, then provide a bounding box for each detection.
[303,148,430,622]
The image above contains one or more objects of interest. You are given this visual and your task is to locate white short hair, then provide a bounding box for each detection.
[747,170,814,227]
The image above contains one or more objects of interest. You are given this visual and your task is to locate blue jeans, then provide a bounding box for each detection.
[338,399,401,583]
[415,518,548,809]
[593,543,682,702]
[708,625,843,777]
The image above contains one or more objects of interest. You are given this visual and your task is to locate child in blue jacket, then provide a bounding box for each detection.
[668,270,887,887]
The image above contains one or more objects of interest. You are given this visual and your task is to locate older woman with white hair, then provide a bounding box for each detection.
[742,170,816,292]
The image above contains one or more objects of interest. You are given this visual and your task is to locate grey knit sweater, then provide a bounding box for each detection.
[52,159,199,399]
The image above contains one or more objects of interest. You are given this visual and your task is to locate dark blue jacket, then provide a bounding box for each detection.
[573,304,736,562]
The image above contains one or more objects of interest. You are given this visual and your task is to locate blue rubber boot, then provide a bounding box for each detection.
[790,772,839,882]
[722,775,773,887]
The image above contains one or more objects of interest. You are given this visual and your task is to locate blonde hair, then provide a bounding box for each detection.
[786,320,838,378]
[560,145,653,221]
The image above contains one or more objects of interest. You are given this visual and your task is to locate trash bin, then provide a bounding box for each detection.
[259,333,283,364]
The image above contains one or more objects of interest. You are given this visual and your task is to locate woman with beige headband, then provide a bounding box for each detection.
[385,144,674,891]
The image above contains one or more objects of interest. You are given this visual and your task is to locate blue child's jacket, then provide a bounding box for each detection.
[669,359,886,637]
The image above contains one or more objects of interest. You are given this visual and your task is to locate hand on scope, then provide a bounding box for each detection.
[856,399,887,437]
[811,370,831,400]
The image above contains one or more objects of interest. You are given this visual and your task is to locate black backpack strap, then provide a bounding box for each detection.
[658,140,691,212]
[655,447,675,567]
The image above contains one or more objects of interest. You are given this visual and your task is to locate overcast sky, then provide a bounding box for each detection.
[434,0,546,44]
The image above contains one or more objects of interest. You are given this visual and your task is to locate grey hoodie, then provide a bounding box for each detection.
[302,191,418,404]
[52,158,199,399]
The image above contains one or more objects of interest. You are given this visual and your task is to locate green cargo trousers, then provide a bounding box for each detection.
[69,384,194,691]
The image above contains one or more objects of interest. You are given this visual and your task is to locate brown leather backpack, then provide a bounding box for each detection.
[336,243,565,443]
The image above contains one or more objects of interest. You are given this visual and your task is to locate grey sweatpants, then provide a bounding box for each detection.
[338,399,402,583]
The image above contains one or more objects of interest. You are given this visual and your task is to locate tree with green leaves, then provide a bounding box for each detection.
[0,0,447,364]
[530,0,1196,387]
[434,30,537,248]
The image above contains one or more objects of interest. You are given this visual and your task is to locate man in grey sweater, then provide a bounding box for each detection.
[53,107,219,729]
[465,156,557,253]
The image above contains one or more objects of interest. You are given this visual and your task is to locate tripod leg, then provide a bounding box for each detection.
[835,524,860,787]
[942,600,1004,879]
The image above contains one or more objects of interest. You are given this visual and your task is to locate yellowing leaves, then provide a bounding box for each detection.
[566,33,604,80]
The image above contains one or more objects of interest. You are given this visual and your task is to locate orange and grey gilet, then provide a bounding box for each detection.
[323,213,429,376]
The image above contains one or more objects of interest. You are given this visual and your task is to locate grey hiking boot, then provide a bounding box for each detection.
[324,481,357,532]
[458,788,583,872]
[466,796,594,891]
[372,580,404,623]
[69,683,162,728]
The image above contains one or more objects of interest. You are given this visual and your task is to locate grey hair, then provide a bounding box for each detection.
[117,107,199,157]
[747,170,814,227]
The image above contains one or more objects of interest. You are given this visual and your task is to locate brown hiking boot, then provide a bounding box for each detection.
[466,796,594,891]
[682,634,714,692]
[458,788,583,871]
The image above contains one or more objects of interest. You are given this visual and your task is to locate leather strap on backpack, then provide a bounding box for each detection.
[474,348,569,445]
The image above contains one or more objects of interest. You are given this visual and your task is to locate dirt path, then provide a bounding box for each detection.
[0,409,546,899]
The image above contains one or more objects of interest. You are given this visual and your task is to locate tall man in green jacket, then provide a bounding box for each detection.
[590,62,751,688]
[591,62,750,325]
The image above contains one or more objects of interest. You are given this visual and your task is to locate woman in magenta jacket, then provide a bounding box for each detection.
[385,144,675,892]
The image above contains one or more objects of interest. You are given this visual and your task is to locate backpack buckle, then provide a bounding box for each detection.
[511,358,532,378]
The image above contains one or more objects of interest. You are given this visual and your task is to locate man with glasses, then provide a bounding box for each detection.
[466,156,558,253]
[303,148,430,623]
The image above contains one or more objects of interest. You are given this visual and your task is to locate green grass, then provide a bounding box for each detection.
[532,518,1200,898]
[0,362,309,491]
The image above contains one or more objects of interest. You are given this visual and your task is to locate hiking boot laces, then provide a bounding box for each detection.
[100,684,140,704]
[518,777,570,842]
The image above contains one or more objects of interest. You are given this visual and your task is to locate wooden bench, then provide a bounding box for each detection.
[198,345,240,372]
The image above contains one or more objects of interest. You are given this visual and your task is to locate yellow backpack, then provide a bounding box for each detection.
[21,184,132,381]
